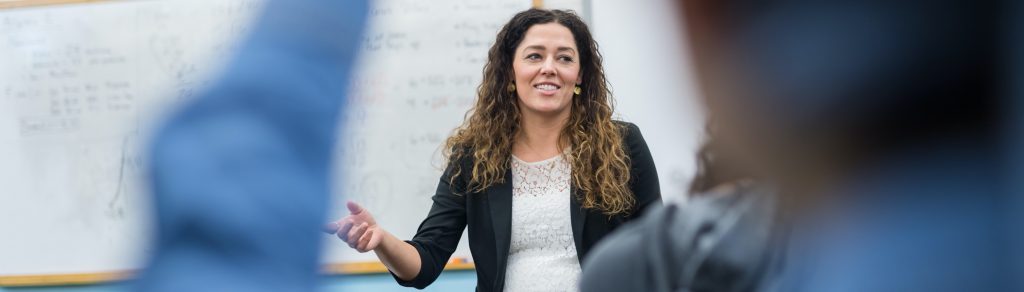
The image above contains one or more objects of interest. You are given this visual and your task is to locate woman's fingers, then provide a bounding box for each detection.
[322,221,341,234]
[356,227,374,252]
[347,201,365,215]
[326,201,368,236]
[336,218,355,241]
[347,201,377,225]
[347,222,369,248]
[332,214,379,252]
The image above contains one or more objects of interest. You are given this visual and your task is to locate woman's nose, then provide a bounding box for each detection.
[539,58,557,76]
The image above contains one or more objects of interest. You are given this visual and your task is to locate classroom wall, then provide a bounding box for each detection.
[590,0,704,198]
[0,0,693,291]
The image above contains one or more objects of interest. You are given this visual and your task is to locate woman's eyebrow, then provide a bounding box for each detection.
[557,47,577,54]
[522,45,576,54]
[524,45,546,51]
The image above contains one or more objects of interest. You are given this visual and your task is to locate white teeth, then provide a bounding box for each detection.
[534,84,558,91]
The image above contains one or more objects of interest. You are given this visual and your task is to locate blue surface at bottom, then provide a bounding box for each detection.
[0,271,478,292]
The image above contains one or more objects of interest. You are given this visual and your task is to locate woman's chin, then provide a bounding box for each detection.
[519,94,571,116]
[523,105,569,116]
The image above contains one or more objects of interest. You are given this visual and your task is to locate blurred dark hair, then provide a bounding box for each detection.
[680,0,1000,189]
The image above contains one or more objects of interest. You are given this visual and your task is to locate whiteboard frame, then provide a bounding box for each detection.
[0,0,104,9]
[0,260,475,286]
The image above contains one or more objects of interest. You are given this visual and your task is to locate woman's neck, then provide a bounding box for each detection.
[515,110,570,162]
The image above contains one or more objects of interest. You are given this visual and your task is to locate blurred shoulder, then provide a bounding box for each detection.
[582,183,774,291]
[580,207,655,291]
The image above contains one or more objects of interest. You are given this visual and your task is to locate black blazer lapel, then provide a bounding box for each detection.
[488,168,513,290]
[570,185,587,263]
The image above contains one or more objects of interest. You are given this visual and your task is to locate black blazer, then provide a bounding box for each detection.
[392,121,662,291]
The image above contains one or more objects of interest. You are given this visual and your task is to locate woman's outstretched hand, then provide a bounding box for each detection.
[324,201,384,253]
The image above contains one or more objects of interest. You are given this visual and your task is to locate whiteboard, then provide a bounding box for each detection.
[0,0,533,277]
[0,0,263,277]
[0,0,703,279]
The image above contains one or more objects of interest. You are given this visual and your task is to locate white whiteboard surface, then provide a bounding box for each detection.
[0,0,703,278]
[0,0,263,276]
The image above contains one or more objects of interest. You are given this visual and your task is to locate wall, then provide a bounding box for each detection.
[590,0,704,198]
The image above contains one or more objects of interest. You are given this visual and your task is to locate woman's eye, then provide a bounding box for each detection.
[526,54,542,60]
[558,55,574,63]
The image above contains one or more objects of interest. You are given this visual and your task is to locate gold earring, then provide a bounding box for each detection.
[507,83,516,92]
[573,85,582,95]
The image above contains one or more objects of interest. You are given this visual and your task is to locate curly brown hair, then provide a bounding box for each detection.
[443,9,633,216]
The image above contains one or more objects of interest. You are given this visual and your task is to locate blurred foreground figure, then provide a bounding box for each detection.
[136,1,367,291]
[582,0,1014,291]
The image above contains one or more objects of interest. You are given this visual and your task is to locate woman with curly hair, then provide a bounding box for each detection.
[324,8,662,292]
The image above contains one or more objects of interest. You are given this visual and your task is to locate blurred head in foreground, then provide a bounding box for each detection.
[676,0,1008,290]
[678,0,999,200]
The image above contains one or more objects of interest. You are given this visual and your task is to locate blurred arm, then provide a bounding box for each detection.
[137,1,368,291]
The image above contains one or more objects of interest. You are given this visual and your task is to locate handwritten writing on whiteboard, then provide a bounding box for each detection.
[0,0,264,276]
[0,0,532,276]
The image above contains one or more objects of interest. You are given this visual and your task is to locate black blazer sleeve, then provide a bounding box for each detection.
[390,158,469,288]
[622,121,662,217]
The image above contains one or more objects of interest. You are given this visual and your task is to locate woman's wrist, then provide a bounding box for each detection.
[372,228,399,253]
[372,229,422,281]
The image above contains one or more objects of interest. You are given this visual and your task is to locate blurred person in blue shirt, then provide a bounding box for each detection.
[135,1,367,291]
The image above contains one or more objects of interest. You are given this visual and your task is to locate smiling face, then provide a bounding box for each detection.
[512,22,581,119]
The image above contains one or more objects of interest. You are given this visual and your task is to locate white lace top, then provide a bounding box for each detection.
[503,154,581,292]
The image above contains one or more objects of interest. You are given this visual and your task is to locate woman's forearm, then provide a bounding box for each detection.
[373,230,422,281]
